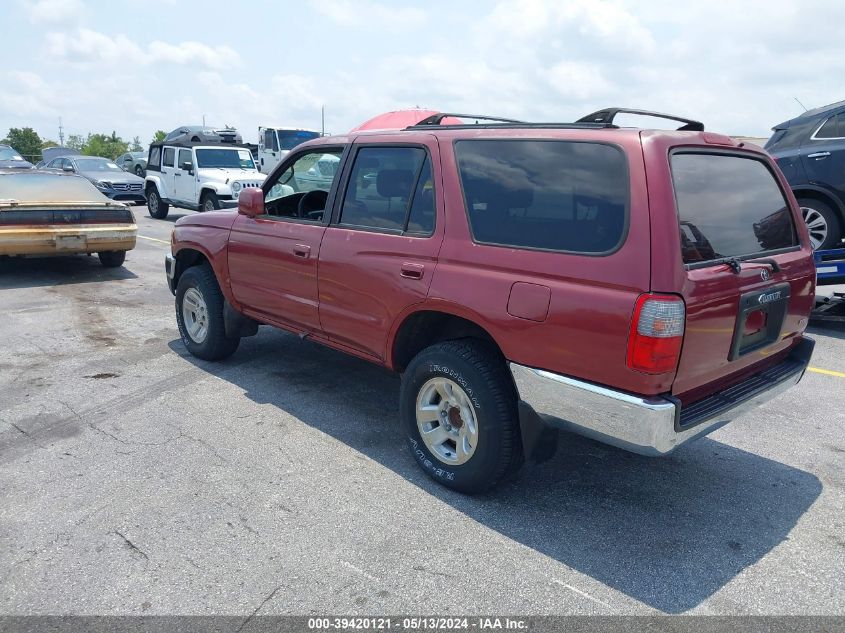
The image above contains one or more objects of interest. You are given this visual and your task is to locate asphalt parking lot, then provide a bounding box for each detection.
[1,208,844,617]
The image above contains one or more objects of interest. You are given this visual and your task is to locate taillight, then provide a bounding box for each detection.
[627,294,685,374]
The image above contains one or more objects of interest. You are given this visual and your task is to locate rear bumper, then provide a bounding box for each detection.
[0,224,137,256]
[510,337,814,456]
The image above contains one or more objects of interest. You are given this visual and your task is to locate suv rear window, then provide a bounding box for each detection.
[671,153,798,265]
[455,140,628,254]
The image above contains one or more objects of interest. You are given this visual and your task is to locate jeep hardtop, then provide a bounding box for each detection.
[144,141,265,219]
[165,108,816,493]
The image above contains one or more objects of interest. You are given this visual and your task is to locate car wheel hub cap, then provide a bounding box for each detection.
[416,377,479,466]
[801,206,828,250]
[182,287,209,344]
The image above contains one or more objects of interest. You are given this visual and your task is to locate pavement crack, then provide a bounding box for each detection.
[112,530,149,562]
[237,585,282,632]
[412,565,455,579]
[178,429,227,463]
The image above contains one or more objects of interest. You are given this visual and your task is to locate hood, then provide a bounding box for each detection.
[175,209,239,229]
[0,159,34,169]
[198,168,266,182]
[80,170,145,184]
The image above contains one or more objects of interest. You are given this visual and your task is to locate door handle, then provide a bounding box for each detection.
[400,263,425,280]
[807,151,830,159]
[293,244,311,258]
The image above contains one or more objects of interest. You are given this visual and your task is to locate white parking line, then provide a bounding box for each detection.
[551,579,614,609]
[137,235,170,245]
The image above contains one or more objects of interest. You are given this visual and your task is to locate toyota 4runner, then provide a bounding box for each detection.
[144,141,265,219]
[165,108,816,493]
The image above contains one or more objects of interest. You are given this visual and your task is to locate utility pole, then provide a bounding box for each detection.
[58,117,64,146]
[321,105,325,136]
[202,114,206,126]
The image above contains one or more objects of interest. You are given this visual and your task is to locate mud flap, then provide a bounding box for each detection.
[224,301,259,338]
[518,401,559,463]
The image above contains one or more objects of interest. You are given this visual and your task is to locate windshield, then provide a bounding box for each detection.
[671,153,798,264]
[0,147,25,161]
[74,158,123,172]
[195,148,255,169]
[278,130,320,150]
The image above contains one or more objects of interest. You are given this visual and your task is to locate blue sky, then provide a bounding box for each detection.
[2,0,843,146]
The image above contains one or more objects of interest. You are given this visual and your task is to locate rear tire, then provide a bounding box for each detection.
[98,251,126,268]
[147,187,169,219]
[134,165,144,177]
[797,197,842,250]
[175,265,240,361]
[200,191,220,213]
[400,340,523,494]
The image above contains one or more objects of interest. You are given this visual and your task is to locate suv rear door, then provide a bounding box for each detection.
[800,111,845,205]
[644,135,815,404]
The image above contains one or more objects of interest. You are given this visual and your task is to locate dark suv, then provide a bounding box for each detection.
[765,100,845,250]
[166,108,816,493]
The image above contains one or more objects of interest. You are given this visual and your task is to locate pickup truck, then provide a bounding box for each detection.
[165,109,816,493]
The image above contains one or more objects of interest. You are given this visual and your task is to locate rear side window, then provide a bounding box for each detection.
[148,146,161,169]
[671,153,798,265]
[814,113,845,139]
[339,146,433,235]
[455,140,628,253]
[163,148,175,168]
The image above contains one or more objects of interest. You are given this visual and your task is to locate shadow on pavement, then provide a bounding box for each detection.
[171,328,822,614]
[0,255,138,289]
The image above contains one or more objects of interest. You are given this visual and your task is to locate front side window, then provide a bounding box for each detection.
[671,153,798,264]
[178,149,192,167]
[339,146,433,234]
[264,129,278,152]
[163,148,175,167]
[455,140,628,253]
[264,148,345,221]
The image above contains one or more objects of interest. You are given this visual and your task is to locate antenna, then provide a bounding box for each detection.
[58,117,64,146]
[794,97,808,112]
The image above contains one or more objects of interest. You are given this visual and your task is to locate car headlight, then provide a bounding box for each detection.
[96,181,112,190]
[232,181,242,192]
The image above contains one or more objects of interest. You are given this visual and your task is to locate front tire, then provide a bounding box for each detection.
[98,251,126,268]
[200,191,220,213]
[134,165,144,177]
[400,340,523,494]
[797,198,842,250]
[147,187,169,219]
[175,265,240,361]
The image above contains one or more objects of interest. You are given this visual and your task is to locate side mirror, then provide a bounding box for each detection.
[62,165,74,172]
[180,161,193,171]
[238,187,264,218]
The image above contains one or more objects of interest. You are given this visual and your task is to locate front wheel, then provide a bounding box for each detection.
[797,198,842,250]
[134,165,144,177]
[400,340,523,494]
[175,265,240,360]
[98,251,126,268]
[147,188,169,219]
[200,191,220,213]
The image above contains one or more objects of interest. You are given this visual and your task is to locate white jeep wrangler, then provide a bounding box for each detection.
[143,142,265,219]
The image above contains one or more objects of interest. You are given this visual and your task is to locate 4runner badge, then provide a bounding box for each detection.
[760,269,770,281]
[758,290,782,304]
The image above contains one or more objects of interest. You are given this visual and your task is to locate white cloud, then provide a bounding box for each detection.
[23,0,84,23]
[45,28,240,70]
[312,0,427,26]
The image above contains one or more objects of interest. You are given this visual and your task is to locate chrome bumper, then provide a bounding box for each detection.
[510,337,814,456]
[165,253,176,294]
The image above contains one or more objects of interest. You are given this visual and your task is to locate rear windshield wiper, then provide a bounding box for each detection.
[724,256,781,274]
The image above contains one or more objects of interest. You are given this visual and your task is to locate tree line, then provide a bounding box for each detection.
[2,127,168,163]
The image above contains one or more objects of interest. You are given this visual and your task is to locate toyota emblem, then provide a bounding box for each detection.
[761,269,770,281]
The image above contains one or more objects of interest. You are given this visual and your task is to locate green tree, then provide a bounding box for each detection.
[41,139,59,149]
[130,136,143,152]
[152,130,166,143]
[66,134,85,150]
[2,127,43,162]
[82,131,129,160]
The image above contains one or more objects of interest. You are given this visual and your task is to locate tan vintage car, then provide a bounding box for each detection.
[0,170,136,267]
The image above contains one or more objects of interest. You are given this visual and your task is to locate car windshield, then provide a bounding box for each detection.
[278,130,320,150]
[74,158,123,172]
[0,147,25,161]
[195,148,255,169]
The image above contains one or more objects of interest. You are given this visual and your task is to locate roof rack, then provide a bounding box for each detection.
[576,107,704,131]
[414,113,525,126]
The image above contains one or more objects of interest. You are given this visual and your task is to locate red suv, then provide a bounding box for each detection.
[165,108,816,493]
